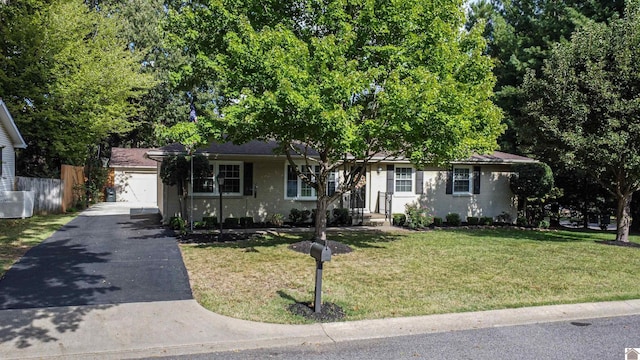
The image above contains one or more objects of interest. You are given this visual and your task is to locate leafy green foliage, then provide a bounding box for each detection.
[509,162,554,226]
[332,208,351,226]
[446,213,462,226]
[467,0,624,153]
[166,0,504,240]
[480,216,493,226]
[0,0,155,176]
[405,203,433,229]
[510,163,554,199]
[392,213,407,227]
[522,4,640,241]
[288,208,311,224]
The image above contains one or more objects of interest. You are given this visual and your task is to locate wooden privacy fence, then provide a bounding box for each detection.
[15,165,85,214]
[60,165,85,212]
[16,176,63,214]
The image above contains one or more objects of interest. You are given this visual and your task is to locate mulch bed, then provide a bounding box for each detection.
[177,232,254,244]
[288,240,353,255]
[595,240,640,249]
[288,302,346,322]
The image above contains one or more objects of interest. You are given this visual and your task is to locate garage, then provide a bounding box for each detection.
[109,148,158,205]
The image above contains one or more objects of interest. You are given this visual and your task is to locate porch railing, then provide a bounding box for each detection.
[377,191,392,221]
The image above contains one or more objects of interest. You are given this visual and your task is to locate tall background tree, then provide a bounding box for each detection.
[0,0,155,177]
[165,0,504,241]
[467,0,626,227]
[522,3,640,242]
[467,0,624,154]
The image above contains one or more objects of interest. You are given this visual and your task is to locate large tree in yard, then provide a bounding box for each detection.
[165,0,504,241]
[523,3,640,242]
[0,0,155,176]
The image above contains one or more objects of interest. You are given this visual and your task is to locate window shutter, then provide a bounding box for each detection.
[473,166,481,194]
[445,166,453,194]
[415,170,424,194]
[243,162,253,196]
[0,147,3,176]
[386,165,394,194]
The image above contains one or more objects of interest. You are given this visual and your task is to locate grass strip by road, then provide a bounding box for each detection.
[180,228,640,324]
[0,214,76,276]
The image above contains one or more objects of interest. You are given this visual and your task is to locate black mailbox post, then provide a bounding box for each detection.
[309,241,331,313]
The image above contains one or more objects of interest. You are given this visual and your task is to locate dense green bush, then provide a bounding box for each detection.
[333,208,351,225]
[496,212,513,224]
[392,213,406,226]
[202,216,218,228]
[480,216,493,226]
[270,213,284,227]
[169,217,186,231]
[538,219,550,229]
[405,203,433,229]
[467,216,480,225]
[289,208,311,223]
[433,217,443,226]
[224,217,240,228]
[240,217,254,228]
[446,213,461,226]
[516,216,528,227]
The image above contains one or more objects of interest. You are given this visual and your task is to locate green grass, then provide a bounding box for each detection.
[179,228,640,324]
[0,214,77,276]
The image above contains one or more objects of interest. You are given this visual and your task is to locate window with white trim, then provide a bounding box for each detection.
[193,162,243,195]
[395,167,413,193]
[453,167,471,194]
[285,164,337,199]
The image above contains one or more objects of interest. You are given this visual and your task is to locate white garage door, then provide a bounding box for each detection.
[115,171,157,204]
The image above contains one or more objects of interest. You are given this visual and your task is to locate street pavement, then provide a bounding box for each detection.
[1,202,640,359]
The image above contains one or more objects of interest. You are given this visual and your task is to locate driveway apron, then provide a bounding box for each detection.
[0,203,193,309]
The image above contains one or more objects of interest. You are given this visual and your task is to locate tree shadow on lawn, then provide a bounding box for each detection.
[0,238,118,349]
[445,227,616,243]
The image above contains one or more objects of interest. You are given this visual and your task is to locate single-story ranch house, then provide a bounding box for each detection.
[146,141,536,225]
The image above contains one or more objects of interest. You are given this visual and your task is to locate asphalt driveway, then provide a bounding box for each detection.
[0,203,193,309]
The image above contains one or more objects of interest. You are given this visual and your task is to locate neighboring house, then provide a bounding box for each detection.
[147,141,536,224]
[0,99,27,192]
[110,147,159,204]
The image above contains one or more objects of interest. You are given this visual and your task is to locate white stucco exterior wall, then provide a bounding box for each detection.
[159,156,518,224]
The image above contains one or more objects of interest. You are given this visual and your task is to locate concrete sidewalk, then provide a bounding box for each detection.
[1,298,640,359]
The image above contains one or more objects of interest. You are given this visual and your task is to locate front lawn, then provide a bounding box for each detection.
[179,228,640,324]
[0,214,77,276]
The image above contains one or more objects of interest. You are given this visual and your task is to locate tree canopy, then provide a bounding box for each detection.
[522,3,640,242]
[467,0,624,153]
[166,0,504,240]
[0,0,155,176]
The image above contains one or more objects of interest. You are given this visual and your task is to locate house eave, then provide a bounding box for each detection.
[0,99,27,149]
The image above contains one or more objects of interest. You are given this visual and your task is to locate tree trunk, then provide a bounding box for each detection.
[615,192,632,242]
[314,196,328,243]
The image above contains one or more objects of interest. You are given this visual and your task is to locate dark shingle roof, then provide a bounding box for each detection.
[156,140,282,155]
[460,151,536,164]
[147,141,536,165]
[110,147,157,168]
